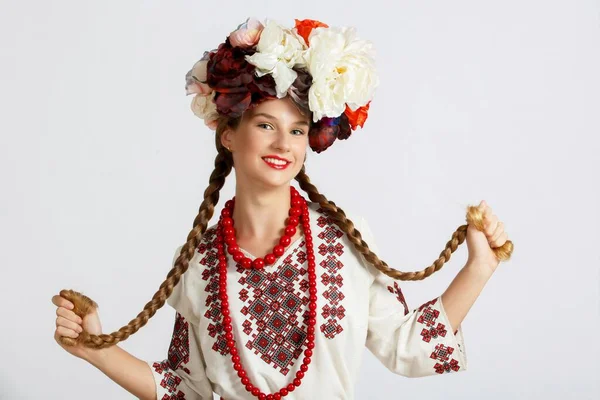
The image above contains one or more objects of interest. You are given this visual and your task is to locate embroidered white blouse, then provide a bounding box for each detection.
[147,202,468,399]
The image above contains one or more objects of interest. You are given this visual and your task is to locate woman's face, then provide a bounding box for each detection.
[221,97,311,190]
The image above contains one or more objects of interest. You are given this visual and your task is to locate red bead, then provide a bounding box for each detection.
[228,244,240,255]
[303,357,311,365]
[307,341,315,349]
[233,363,242,371]
[279,235,291,246]
[288,216,299,226]
[274,394,281,400]
[225,332,233,341]
[292,197,303,208]
[287,384,295,392]
[230,347,237,355]
[296,371,305,379]
[264,253,276,265]
[227,340,235,348]
[266,395,274,400]
[241,258,252,269]
[223,225,234,235]
[242,377,250,385]
[307,334,315,342]
[233,251,244,262]
[222,308,230,316]
[252,388,260,396]
[300,364,308,372]
[285,226,296,236]
[279,389,288,397]
[223,316,231,325]
[222,217,233,227]
[225,235,236,245]
[224,325,232,333]
[245,384,253,392]
[304,227,311,235]
[273,245,285,257]
[289,207,302,217]
[259,394,266,400]
[237,369,246,378]
[225,200,234,208]
[252,258,265,269]
[308,318,316,325]
[231,355,240,363]
[304,349,312,357]
[293,378,302,387]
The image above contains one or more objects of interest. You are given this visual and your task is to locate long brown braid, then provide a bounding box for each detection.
[58,114,513,349]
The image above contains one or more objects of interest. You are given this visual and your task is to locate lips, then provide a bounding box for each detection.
[262,156,291,170]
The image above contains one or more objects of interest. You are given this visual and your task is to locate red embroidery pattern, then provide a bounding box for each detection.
[316,209,346,339]
[168,313,191,374]
[152,361,184,399]
[199,227,230,356]
[387,282,409,315]
[236,244,310,376]
[416,297,461,374]
[152,312,192,398]
[431,344,461,374]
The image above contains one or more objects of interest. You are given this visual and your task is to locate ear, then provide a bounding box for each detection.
[220,126,234,150]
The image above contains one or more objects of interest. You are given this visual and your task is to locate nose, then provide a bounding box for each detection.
[272,130,291,152]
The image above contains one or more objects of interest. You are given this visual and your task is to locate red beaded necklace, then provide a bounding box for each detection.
[215,186,317,399]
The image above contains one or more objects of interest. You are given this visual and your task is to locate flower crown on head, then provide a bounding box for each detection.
[185,17,380,153]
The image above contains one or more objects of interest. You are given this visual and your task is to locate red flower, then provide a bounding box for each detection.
[308,114,351,153]
[294,19,329,46]
[206,38,277,118]
[344,102,371,130]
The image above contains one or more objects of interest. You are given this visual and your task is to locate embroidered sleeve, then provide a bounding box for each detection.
[146,246,214,399]
[357,217,468,377]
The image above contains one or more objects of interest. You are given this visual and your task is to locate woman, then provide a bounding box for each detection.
[51,17,511,400]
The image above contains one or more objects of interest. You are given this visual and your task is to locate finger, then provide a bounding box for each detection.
[490,221,504,243]
[52,295,74,310]
[56,326,79,339]
[484,214,499,236]
[56,316,83,332]
[491,232,508,248]
[56,307,83,324]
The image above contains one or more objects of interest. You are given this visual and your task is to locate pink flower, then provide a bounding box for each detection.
[185,51,213,95]
[228,17,264,48]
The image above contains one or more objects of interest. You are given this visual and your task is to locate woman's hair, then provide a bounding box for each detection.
[60,108,512,349]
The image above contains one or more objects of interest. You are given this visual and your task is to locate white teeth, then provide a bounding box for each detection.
[263,157,288,166]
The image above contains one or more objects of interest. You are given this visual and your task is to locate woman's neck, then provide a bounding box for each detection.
[231,184,297,251]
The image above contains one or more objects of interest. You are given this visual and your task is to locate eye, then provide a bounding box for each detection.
[258,123,273,130]
[258,123,305,136]
[291,129,306,136]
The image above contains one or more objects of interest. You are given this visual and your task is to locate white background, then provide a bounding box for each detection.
[1,0,598,399]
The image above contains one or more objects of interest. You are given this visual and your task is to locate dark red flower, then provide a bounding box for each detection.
[308,114,351,153]
[206,38,277,118]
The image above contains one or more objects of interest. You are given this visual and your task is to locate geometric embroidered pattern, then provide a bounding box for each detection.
[316,208,346,339]
[152,312,193,398]
[152,360,185,399]
[237,243,310,376]
[416,297,461,374]
[387,281,409,315]
[199,227,231,356]
[168,313,191,374]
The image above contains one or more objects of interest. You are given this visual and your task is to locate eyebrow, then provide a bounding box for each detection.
[252,112,310,127]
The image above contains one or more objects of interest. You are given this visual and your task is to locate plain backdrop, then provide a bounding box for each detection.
[1,0,598,399]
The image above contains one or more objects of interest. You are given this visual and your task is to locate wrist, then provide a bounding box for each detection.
[465,258,497,278]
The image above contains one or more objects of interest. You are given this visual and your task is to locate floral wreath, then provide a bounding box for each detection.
[184,17,380,153]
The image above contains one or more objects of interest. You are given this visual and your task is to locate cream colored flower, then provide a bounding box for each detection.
[303,26,379,121]
[191,92,219,130]
[245,19,308,98]
[229,17,264,48]
[185,51,213,96]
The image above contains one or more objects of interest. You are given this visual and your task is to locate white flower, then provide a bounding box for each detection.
[191,92,219,130]
[245,19,308,98]
[303,26,379,122]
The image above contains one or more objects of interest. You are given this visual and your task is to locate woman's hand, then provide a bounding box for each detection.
[52,293,103,361]
[466,200,509,273]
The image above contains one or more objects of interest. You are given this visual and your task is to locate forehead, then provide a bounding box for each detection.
[247,98,310,121]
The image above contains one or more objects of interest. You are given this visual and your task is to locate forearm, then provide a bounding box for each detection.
[83,345,156,400]
[440,260,495,333]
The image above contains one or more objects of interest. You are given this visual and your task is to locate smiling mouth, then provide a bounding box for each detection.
[262,157,291,170]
